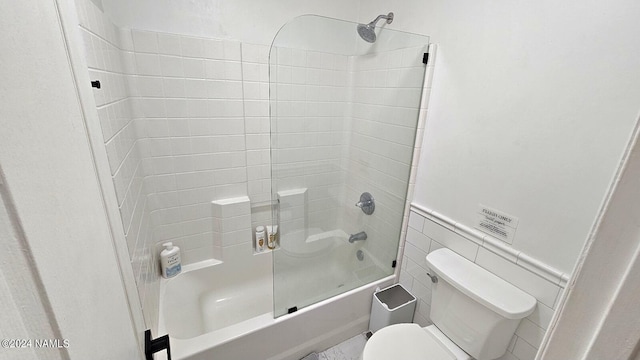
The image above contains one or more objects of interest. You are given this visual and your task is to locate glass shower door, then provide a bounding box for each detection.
[269,15,429,317]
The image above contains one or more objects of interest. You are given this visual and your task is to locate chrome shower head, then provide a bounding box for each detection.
[357,23,377,43]
[357,12,394,43]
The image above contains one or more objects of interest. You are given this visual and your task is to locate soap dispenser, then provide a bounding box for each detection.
[160,242,182,278]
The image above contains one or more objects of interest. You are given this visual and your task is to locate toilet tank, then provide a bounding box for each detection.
[426,249,537,360]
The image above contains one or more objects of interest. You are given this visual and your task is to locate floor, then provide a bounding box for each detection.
[317,333,367,360]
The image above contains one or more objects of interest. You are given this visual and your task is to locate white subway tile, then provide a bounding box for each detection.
[413,313,431,328]
[515,319,546,348]
[495,351,519,360]
[203,39,225,59]
[224,62,243,80]
[527,301,554,330]
[170,138,192,156]
[242,43,269,64]
[242,62,262,82]
[221,229,252,246]
[215,183,247,199]
[187,99,210,118]
[409,277,432,304]
[512,337,538,360]
[165,99,188,118]
[422,218,479,261]
[225,81,245,99]
[136,53,161,76]
[507,335,517,353]
[398,268,413,289]
[183,58,205,79]
[136,77,164,97]
[132,30,158,53]
[157,33,182,56]
[415,299,431,320]
[184,79,209,99]
[159,55,184,77]
[475,247,561,307]
[405,256,431,287]
[180,36,204,58]
[116,28,134,52]
[223,40,241,61]
[204,60,225,79]
[244,100,269,117]
[245,134,270,150]
[406,227,431,254]
[183,246,214,265]
[139,99,166,118]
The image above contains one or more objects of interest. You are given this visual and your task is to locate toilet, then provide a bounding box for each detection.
[363,248,537,360]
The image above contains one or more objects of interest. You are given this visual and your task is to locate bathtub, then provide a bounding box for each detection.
[157,231,394,360]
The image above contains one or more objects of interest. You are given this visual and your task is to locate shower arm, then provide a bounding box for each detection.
[368,13,394,26]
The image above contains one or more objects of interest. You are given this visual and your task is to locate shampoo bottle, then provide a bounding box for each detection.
[266,225,278,250]
[255,226,266,252]
[160,242,182,278]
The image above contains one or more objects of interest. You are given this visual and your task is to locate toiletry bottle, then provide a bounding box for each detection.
[266,225,278,250]
[255,226,266,252]
[160,242,182,278]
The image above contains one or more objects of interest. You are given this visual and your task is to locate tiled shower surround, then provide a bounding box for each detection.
[75,0,430,333]
[270,44,427,270]
[76,0,267,330]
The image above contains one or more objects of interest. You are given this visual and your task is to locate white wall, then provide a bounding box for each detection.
[0,180,64,360]
[356,0,640,274]
[102,0,361,45]
[540,121,640,359]
[0,0,141,358]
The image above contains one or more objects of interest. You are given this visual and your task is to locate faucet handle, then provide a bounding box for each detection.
[426,272,438,283]
[355,192,375,215]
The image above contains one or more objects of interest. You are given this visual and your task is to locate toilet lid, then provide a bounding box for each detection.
[363,324,456,360]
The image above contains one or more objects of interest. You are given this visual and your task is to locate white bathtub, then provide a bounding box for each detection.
[157,232,394,360]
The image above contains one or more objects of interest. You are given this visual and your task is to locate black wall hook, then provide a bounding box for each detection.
[91,80,101,89]
[145,329,171,360]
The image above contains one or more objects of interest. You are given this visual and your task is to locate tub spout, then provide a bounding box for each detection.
[349,231,367,243]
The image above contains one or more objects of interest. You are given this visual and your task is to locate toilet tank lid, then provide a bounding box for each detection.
[426,248,536,320]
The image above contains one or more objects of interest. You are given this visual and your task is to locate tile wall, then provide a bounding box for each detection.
[270,46,351,236]
[270,44,429,265]
[399,210,563,360]
[75,0,157,330]
[345,45,428,269]
[130,28,249,265]
[74,0,278,332]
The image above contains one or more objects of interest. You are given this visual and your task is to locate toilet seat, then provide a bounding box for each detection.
[362,324,468,360]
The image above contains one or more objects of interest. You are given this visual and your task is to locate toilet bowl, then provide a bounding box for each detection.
[363,323,470,360]
[361,248,536,360]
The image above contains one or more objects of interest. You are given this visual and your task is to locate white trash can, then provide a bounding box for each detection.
[368,283,417,333]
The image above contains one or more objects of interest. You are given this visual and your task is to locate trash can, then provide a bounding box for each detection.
[369,283,417,333]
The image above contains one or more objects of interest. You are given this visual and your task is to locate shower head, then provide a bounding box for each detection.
[357,12,394,43]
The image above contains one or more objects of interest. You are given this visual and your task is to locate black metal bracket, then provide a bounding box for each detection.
[392,260,397,268]
[287,306,298,314]
[422,52,429,65]
[145,329,171,360]
[91,80,101,89]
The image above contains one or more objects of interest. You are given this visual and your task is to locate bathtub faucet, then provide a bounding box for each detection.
[349,231,367,243]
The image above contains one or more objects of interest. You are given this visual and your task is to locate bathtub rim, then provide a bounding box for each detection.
[157,260,395,360]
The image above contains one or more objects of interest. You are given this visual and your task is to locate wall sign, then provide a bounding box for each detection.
[474,204,519,244]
